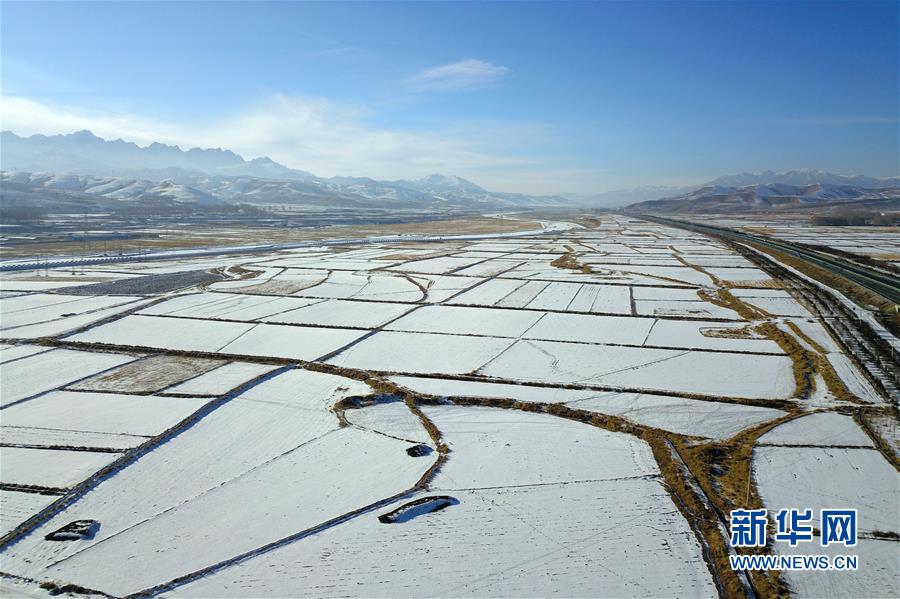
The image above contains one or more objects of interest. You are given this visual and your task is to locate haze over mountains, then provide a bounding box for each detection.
[1,130,897,214]
[0,130,566,211]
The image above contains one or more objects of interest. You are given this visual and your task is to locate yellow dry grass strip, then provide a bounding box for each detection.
[676,253,772,321]
[577,216,604,229]
[674,411,806,599]
[726,279,785,290]
[415,393,791,598]
[855,406,900,471]
[783,321,862,404]
[784,321,827,354]
[647,438,758,599]
[697,288,770,321]
[700,325,758,339]
[755,323,813,400]
[550,244,593,274]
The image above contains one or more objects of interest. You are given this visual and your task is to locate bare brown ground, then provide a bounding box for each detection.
[0,217,541,259]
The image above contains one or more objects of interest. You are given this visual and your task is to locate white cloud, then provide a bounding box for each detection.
[409,59,509,92]
[0,95,187,148]
[2,93,594,193]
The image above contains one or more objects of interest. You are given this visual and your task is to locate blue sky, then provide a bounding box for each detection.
[2,1,897,194]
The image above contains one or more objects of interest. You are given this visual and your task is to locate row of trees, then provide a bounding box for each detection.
[811,209,898,227]
[0,206,47,222]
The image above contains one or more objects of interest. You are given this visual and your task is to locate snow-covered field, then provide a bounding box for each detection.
[1,215,896,597]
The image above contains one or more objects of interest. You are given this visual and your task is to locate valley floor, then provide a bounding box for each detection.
[0,214,897,598]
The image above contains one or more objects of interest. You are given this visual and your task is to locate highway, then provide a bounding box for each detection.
[637,214,900,306]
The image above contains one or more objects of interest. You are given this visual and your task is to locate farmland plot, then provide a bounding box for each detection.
[0,349,137,407]
[0,293,149,339]
[0,427,148,450]
[563,392,786,440]
[69,355,224,393]
[344,400,433,444]
[522,312,654,345]
[23,428,435,596]
[412,274,484,303]
[2,213,895,598]
[777,540,899,599]
[730,289,813,317]
[452,258,523,277]
[293,270,424,301]
[0,447,117,489]
[0,369,378,586]
[753,446,898,532]
[1,391,209,440]
[635,298,741,319]
[387,255,486,274]
[643,319,781,352]
[216,322,365,360]
[68,314,255,353]
[139,292,322,321]
[164,361,279,396]
[169,407,717,598]
[448,279,632,314]
[327,330,515,375]
[218,269,328,295]
[385,305,543,337]
[477,339,794,399]
[265,298,413,328]
[757,412,874,447]
[389,376,784,440]
[0,491,57,536]
[0,344,52,364]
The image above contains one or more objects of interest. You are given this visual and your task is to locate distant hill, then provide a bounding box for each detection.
[0,130,569,211]
[566,170,898,209]
[707,170,899,189]
[0,130,315,181]
[626,183,900,214]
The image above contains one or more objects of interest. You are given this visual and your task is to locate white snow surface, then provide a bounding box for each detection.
[390,376,783,440]
[170,406,717,598]
[757,412,875,447]
[1,391,209,439]
[327,331,514,375]
[0,447,117,488]
[165,361,279,396]
[0,349,137,407]
[476,339,794,399]
[753,446,899,533]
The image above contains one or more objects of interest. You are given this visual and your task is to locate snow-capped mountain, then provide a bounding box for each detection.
[1,171,224,207]
[586,170,899,208]
[626,183,900,213]
[0,130,567,210]
[707,169,899,189]
[408,174,486,194]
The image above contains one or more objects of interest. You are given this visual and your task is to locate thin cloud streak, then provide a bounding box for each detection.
[408,59,509,92]
[0,94,596,194]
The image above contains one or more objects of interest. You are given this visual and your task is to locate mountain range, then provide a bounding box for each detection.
[706,170,899,189]
[626,183,900,214]
[2,130,898,213]
[0,130,566,211]
[569,172,899,208]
